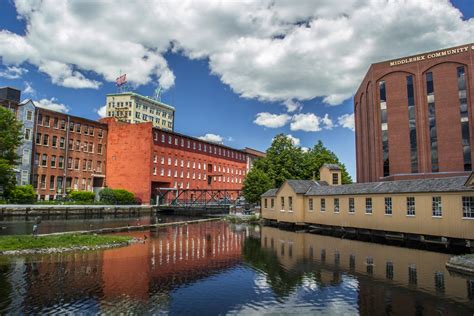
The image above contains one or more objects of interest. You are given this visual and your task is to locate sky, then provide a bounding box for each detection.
[0,0,473,181]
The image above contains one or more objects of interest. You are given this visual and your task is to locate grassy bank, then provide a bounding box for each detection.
[0,234,132,252]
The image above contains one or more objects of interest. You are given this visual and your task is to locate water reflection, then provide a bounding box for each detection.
[247,226,474,314]
[0,214,194,236]
[0,222,473,314]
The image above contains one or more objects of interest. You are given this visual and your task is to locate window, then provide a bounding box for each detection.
[67,157,72,169]
[97,161,102,172]
[61,119,66,130]
[43,134,49,146]
[22,149,30,164]
[332,173,339,185]
[36,133,41,144]
[44,116,50,127]
[98,129,103,138]
[75,140,80,151]
[407,197,415,216]
[24,128,31,140]
[69,121,74,131]
[53,117,59,128]
[406,75,418,173]
[49,175,55,190]
[40,175,46,189]
[432,196,442,217]
[98,144,103,154]
[379,80,390,177]
[386,261,394,280]
[309,198,313,211]
[462,196,474,218]
[264,199,268,208]
[76,123,81,133]
[385,197,392,215]
[38,113,43,125]
[68,139,73,150]
[321,198,326,212]
[59,137,65,149]
[52,136,57,147]
[271,198,274,208]
[50,155,56,168]
[88,143,93,153]
[426,72,438,172]
[26,110,33,121]
[334,198,340,213]
[288,197,293,211]
[458,66,471,171]
[365,197,372,214]
[41,154,47,167]
[74,158,80,170]
[349,198,355,213]
[281,196,285,209]
[20,170,29,185]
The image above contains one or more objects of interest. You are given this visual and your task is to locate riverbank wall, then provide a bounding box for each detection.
[0,205,155,217]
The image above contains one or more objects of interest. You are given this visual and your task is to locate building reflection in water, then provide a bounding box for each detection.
[248,226,474,314]
[0,221,245,314]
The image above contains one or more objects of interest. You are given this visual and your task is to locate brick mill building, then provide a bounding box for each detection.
[32,108,107,200]
[355,43,474,183]
[102,118,249,204]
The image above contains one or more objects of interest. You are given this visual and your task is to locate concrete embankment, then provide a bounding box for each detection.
[0,204,154,217]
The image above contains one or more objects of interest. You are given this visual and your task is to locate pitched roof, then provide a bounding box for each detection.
[286,180,327,194]
[322,163,341,170]
[305,176,473,196]
[261,188,278,197]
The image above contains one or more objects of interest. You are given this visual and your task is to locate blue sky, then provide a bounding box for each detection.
[0,0,473,181]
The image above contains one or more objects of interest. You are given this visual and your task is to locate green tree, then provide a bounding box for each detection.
[7,185,35,204]
[302,140,352,184]
[258,134,305,188]
[0,107,22,198]
[242,168,273,203]
[68,191,95,203]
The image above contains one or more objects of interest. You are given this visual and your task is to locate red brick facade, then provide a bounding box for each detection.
[355,43,474,182]
[103,118,248,204]
[32,108,107,200]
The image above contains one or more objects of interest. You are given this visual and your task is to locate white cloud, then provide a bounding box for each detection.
[198,133,224,144]
[35,98,70,113]
[0,0,472,103]
[283,99,302,113]
[254,112,291,128]
[96,105,107,118]
[286,134,300,146]
[338,113,355,131]
[301,146,309,153]
[0,66,28,79]
[23,81,35,96]
[290,113,333,132]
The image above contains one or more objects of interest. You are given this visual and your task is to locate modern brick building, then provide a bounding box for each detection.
[105,92,175,131]
[103,118,249,204]
[32,108,107,200]
[355,43,474,182]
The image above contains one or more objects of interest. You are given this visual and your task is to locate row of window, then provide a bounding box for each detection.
[34,153,103,172]
[379,67,471,176]
[108,101,173,118]
[264,196,474,218]
[265,237,450,291]
[154,132,246,161]
[37,114,104,137]
[34,175,94,192]
[34,133,104,154]
[153,156,245,175]
[152,167,242,183]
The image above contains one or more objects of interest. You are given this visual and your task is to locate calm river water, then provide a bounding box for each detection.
[0,220,473,314]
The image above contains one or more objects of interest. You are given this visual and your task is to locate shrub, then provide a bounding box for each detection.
[68,191,95,203]
[99,188,137,205]
[7,185,35,204]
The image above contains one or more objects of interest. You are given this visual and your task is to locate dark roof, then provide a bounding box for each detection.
[305,176,473,196]
[262,189,278,197]
[323,163,341,170]
[286,180,327,194]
